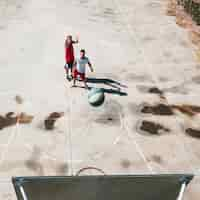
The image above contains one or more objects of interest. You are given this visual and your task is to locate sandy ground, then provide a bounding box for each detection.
[0,0,200,199]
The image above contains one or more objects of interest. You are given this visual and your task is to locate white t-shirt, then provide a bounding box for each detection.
[76,56,89,74]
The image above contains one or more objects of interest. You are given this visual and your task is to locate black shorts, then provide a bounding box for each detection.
[65,62,73,69]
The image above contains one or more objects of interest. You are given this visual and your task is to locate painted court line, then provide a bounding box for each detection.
[65,84,74,175]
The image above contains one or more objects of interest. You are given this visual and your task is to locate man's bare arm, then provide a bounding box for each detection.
[72,36,79,44]
[88,61,93,72]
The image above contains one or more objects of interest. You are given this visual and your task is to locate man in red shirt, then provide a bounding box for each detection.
[64,35,78,80]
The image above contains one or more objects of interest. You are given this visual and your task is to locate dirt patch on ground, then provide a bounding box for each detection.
[148,87,163,95]
[18,112,34,123]
[151,154,163,164]
[148,87,166,99]
[25,146,44,175]
[0,113,17,129]
[44,112,64,130]
[0,112,33,130]
[56,163,68,175]
[140,103,200,117]
[120,159,132,168]
[141,103,174,115]
[15,95,23,104]
[185,128,200,138]
[138,120,170,136]
[95,113,120,125]
[25,159,44,175]
[136,86,166,99]
[192,75,200,84]
[172,104,200,116]
[159,76,169,82]
[138,85,189,97]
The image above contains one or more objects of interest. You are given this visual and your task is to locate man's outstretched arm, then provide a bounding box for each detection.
[72,35,79,44]
[88,61,93,72]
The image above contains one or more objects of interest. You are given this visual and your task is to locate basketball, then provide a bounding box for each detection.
[88,88,105,107]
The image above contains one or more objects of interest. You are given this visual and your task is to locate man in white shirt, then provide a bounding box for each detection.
[73,49,93,88]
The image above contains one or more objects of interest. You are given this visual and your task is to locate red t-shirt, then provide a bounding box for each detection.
[65,42,74,63]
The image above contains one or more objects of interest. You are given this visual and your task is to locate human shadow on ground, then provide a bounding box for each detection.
[87,77,127,89]
[73,77,128,96]
[73,85,127,96]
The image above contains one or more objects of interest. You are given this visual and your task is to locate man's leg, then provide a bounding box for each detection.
[73,77,77,87]
[69,62,73,78]
[72,69,77,87]
[84,79,88,89]
[82,74,88,89]
[64,64,70,80]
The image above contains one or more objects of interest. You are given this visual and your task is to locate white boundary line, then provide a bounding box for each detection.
[110,0,157,173]
[122,115,155,174]
[65,84,74,175]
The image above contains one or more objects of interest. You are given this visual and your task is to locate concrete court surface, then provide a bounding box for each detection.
[0,0,200,199]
